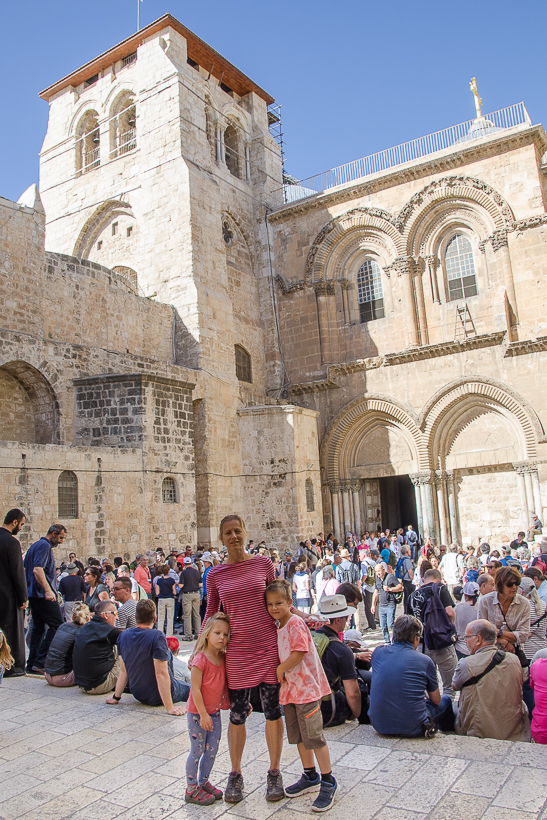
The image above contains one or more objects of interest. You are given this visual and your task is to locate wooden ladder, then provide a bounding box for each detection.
[454,303,476,340]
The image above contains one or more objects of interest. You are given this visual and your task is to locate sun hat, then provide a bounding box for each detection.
[519,576,536,596]
[67,562,79,574]
[201,551,213,563]
[318,594,353,618]
[339,548,351,558]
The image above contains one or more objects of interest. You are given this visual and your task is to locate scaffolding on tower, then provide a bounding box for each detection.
[267,103,286,179]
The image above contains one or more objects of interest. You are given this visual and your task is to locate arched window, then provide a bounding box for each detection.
[235,345,252,383]
[305,478,315,512]
[224,123,240,178]
[445,234,478,301]
[58,471,78,518]
[357,259,384,322]
[76,111,100,174]
[162,476,177,503]
[110,94,136,159]
[112,266,138,292]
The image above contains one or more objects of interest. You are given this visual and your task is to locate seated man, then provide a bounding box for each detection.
[73,599,121,694]
[315,594,364,726]
[113,577,138,629]
[106,599,190,714]
[452,618,528,740]
[369,615,454,737]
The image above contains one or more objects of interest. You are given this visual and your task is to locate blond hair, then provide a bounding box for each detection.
[0,628,14,672]
[218,514,247,544]
[72,602,90,625]
[190,612,231,665]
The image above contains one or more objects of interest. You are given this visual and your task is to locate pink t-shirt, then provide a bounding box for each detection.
[531,657,547,743]
[277,615,331,706]
[187,652,230,715]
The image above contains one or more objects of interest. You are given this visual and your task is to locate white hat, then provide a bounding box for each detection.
[183,556,192,564]
[343,629,367,647]
[201,551,213,563]
[318,594,353,618]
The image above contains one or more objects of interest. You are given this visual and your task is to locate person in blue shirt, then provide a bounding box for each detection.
[23,524,67,674]
[368,614,454,736]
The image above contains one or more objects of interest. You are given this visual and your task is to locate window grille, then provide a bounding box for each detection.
[58,471,78,518]
[162,477,177,503]
[122,52,137,67]
[305,478,315,512]
[235,345,252,383]
[357,259,385,322]
[224,124,240,178]
[445,234,478,301]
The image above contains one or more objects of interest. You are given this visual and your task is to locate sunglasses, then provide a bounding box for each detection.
[505,581,520,588]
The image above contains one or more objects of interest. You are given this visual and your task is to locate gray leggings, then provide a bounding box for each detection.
[186,711,222,787]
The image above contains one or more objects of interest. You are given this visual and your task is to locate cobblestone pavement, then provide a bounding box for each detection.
[2,673,547,820]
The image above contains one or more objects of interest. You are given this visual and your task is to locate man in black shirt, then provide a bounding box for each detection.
[59,563,86,622]
[0,509,28,676]
[316,594,361,726]
[73,600,121,694]
[409,569,457,700]
[371,563,402,644]
[179,557,201,640]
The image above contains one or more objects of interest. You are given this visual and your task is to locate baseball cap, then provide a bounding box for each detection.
[343,629,367,647]
[462,581,480,596]
[166,636,180,652]
[183,557,192,564]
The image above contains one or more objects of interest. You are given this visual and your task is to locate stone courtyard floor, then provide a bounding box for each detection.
[2,673,547,820]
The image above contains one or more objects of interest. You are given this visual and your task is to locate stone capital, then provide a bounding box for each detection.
[512,460,538,476]
[313,280,336,296]
[491,229,509,251]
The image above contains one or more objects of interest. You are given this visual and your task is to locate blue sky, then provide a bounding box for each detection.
[1,0,545,202]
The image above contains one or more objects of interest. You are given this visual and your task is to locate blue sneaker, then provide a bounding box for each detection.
[312,777,337,812]
[284,773,321,798]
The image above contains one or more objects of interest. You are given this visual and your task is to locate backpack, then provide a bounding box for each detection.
[395,557,407,580]
[387,551,397,571]
[137,583,149,601]
[533,557,547,574]
[422,582,456,650]
[311,631,344,727]
[363,561,376,587]
[465,568,479,584]
[337,562,359,585]
[505,557,522,569]
[406,530,418,545]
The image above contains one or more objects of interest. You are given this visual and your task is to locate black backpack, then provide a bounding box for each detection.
[423,583,456,650]
[337,562,359,585]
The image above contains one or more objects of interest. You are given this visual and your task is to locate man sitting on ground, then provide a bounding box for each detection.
[73,599,121,694]
[106,599,190,714]
[369,615,454,737]
[113,577,137,629]
[477,574,495,596]
[452,618,528,740]
[315,594,362,726]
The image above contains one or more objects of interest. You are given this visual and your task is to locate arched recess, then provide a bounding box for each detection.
[320,395,429,483]
[109,90,136,158]
[0,361,60,444]
[305,207,405,285]
[73,199,134,258]
[401,176,515,255]
[422,378,543,469]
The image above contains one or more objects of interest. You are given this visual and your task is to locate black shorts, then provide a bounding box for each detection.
[229,683,281,725]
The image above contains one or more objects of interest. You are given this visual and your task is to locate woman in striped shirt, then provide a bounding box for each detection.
[203,515,284,805]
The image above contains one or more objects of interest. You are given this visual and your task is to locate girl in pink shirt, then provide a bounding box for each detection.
[265,580,338,813]
[185,613,231,805]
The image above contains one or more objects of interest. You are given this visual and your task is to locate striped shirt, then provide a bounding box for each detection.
[204,555,278,688]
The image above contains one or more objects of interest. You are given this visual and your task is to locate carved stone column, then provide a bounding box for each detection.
[351,482,362,538]
[410,474,424,540]
[329,483,342,541]
[532,471,543,521]
[412,472,436,541]
[412,257,429,346]
[446,470,459,544]
[492,231,518,341]
[314,281,336,364]
[340,481,353,535]
[513,463,530,527]
[390,257,419,348]
[435,471,449,545]
[339,279,350,325]
[424,255,441,304]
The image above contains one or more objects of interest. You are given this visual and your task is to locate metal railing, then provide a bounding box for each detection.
[118,128,137,155]
[279,102,531,205]
[84,147,100,171]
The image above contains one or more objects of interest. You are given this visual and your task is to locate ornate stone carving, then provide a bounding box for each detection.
[276,274,305,294]
[491,229,508,251]
[513,461,539,475]
[386,255,412,277]
[313,280,336,295]
[304,220,336,277]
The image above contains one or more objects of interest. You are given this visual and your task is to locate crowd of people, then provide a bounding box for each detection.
[1,507,547,812]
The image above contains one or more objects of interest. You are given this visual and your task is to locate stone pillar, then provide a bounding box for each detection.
[314,281,335,365]
[410,474,424,541]
[446,470,459,544]
[330,484,341,541]
[351,483,362,538]
[513,463,529,528]
[245,145,251,180]
[424,255,441,304]
[390,257,419,348]
[435,471,449,545]
[341,481,353,535]
[532,471,543,523]
[492,231,519,341]
[412,257,429,346]
[424,476,436,542]
[219,127,225,164]
[340,279,350,324]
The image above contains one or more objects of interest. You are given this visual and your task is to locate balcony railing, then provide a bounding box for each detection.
[279,102,532,205]
[118,128,136,155]
[84,146,100,171]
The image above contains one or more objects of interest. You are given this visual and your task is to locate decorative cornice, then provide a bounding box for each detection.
[289,378,340,396]
[514,214,547,232]
[512,460,539,475]
[504,336,547,357]
[275,274,305,294]
[266,127,547,222]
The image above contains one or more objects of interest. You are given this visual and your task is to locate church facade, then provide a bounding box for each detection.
[1,14,547,557]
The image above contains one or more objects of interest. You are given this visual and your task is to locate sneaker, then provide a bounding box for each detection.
[200,781,223,800]
[284,773,321,798]
[312,778,337,812]
[265,768,284,802]
[225,771,244,803]
[185,787,215,806]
